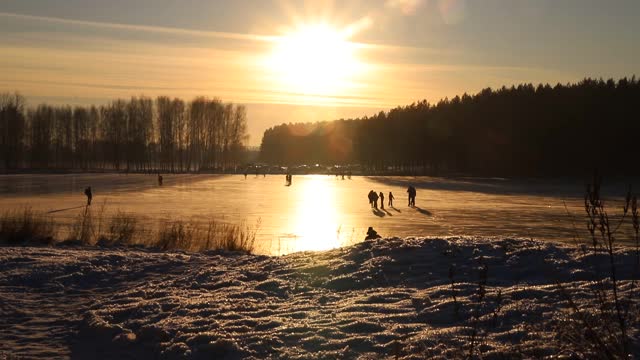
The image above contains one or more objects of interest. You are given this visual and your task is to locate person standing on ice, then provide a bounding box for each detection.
[84,186,92,206]
[406,185,416,207]
[368,190,375,207]
[379,191,385,209]
[372,191,379,209]
[388,191,394,207]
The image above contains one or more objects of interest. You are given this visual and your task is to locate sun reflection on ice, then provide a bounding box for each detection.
[285,175,342,253]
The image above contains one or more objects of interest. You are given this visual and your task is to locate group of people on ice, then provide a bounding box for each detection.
[367,185,417,210]
[368,190,394,209]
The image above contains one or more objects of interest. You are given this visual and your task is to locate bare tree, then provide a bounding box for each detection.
[1,93,249,173]
[0,93,26,170]
[101,100,128,170]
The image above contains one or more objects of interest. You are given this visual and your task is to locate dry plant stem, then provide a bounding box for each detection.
[625,194,639,324]
[492,289,502,328]
[585,180,612,321]
[2,206,258,254]
[448,264,459,319]
[632,195,639,270]
[582,176,631,356]
[563,200,582,250]
[0,208,57,244]
[600,202,628,354]
[611,186,632,235]
[80,206,89,240]
[554,279,615,359]
[468,259,487,359]
[96,199,108,240]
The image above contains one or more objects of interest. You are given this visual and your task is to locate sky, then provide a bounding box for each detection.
[1,0,639,145]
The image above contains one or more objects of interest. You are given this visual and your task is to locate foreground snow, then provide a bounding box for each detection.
[1,237,638,359]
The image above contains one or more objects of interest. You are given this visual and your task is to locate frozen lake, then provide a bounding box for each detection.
[0,174,635,255]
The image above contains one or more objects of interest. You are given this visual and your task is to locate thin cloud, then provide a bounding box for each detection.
[385,0,425,15]
[437,0,467,25]
[0,11,276,42]
[0,8,532,110]
[371,63,543,74]
[1,11,439,54]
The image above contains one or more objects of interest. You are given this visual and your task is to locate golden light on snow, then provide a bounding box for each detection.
[289,175,342,252]
[264,23,365,96]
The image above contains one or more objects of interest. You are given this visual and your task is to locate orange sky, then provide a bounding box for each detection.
[1,0,639,145]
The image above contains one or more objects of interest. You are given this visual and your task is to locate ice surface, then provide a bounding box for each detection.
[1,237,638,359]
[2,174,634,255]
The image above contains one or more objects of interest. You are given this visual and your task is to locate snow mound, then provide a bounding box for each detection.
[1,237,638,358]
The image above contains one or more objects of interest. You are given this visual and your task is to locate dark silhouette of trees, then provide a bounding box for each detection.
[0,93,26,169]
[157,96,184,172]
[28,105,54,169]
[261,119,359,165]
[73,106,90,170]
[126,96,154,172]
[260,77,640,176]
[0,94,249,172]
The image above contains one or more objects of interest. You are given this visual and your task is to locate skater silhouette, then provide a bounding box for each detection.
[388,191,394,207]
[84,186,92,206]
[379,192,385,209]
[158,173,163,186]
[372,191,379,209]
[407,186,416,207]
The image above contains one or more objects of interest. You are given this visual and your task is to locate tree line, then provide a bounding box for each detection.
[260,77,640,176]
[0,94,249,172]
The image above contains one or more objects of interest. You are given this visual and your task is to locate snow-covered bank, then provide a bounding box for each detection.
[1,237,638,359]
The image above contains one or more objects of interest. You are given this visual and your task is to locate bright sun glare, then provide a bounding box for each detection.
[290,176,341,253]
[266,24,363,96]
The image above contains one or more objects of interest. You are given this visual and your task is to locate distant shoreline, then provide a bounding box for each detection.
[2,169,640,184]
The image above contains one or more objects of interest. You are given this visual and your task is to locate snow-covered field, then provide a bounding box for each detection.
[2,175,638,358]
[1,237,638,359]
[2,174,634,255]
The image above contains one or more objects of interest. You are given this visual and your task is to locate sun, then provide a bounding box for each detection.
[265,23,363,97]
